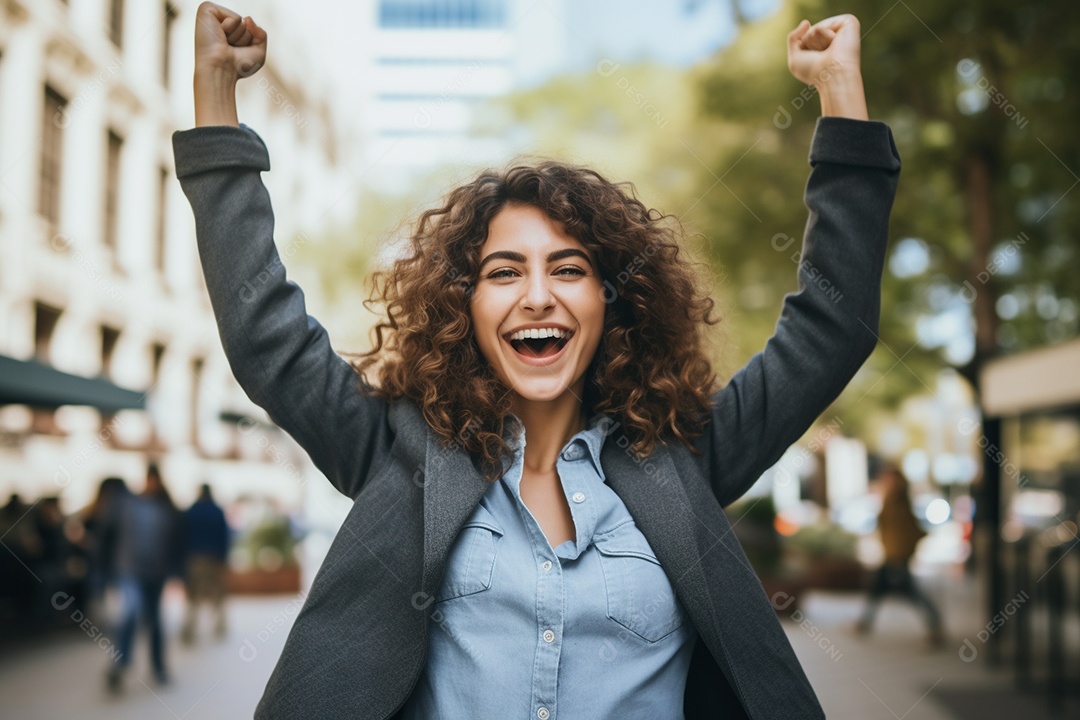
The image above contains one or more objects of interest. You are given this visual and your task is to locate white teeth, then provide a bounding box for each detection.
[508,327,568,341]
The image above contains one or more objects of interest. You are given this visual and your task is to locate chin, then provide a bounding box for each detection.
[503,373,578,402]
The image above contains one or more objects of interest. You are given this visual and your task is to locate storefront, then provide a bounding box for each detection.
[979,337,1080,705]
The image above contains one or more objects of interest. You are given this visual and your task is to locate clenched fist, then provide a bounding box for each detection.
[194,1,267,80]
[785,14,868,119]
[787,14,861,87]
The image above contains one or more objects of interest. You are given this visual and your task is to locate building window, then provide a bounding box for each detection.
[30,302,66,432]
[104,130,123,265]
[34,302,63,362]
[151,342,166,385]
[378,0,507,28]
[147,341,167,449]
[156,166,168,275]
[162,3,177,87]
[40,86,67,230]
[109,0,124,49]
[190,357,204,446]
[101,325,121,379]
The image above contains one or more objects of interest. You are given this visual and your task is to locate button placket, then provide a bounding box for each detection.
[531,509,561,720]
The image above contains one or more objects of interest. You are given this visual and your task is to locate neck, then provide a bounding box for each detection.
[512,383,587,474]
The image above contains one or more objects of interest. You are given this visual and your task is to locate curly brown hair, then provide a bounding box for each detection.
[346,160,724,483]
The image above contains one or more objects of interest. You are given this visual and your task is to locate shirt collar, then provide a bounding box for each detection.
[576,410,610,482]
[505,410,610,483]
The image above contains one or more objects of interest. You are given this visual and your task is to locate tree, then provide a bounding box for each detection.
[693,0,1080,431]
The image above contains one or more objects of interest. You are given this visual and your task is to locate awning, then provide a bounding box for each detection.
[0,354,147,413]
[219,410,278,431]
[980,336,1080,416]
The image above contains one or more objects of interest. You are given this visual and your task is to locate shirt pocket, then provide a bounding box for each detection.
[435,502,504,603]
[593,523,687,642]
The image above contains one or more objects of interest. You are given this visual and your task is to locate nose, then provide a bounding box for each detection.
[520,271,555,311]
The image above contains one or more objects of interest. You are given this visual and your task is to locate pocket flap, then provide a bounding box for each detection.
[593,523,659,563]
[461,501,504,536]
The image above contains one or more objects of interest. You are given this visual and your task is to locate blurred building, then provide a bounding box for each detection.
[355,0,566,190]
[977,337,1080,701]
[0,0,361,530]
[346,0,755,190]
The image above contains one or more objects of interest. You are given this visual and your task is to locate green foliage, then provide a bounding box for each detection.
[240,518,298,570]
[787,521,858,560]
[734,493,778,527]
[690,0,1080,436]
[728,495,785,575]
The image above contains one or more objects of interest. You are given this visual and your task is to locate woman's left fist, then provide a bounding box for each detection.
[787,14,862,86]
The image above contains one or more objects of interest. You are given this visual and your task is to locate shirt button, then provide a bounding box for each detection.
[543,629,555,643]
[537,708,550,719]
[571,492,585,503]
[542,560,552,571]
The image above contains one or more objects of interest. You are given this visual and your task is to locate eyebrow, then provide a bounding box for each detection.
[478,248,592,271]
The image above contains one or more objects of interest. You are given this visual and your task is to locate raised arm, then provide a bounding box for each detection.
[173,3,392,498]
[695,15,901,507]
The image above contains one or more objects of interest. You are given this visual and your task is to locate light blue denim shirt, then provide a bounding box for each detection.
[401,412,698,719]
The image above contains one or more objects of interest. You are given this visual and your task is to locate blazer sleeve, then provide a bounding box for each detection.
[171,123,393,499]
[699,116,901,508]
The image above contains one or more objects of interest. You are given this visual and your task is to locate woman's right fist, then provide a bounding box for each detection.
[194,2,267,79]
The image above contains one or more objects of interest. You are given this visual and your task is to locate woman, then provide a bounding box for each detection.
[176,4,899,718]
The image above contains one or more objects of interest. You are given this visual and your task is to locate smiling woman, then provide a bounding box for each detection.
[348,166,721,483]
[176,4,896,719]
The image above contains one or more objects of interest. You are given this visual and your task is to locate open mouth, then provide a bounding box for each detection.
[506,331,574,360]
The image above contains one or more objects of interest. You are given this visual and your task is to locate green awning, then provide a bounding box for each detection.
[0,354,147,413]
[219,410,277,431]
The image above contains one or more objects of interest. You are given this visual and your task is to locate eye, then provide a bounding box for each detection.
[556,266,587,276]
[487,268,517,279]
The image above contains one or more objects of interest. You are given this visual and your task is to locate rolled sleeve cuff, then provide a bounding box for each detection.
[171,123,270,179]
[809,116,901,171]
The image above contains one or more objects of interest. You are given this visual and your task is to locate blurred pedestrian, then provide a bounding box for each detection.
[181,483,230,643]
[76,477,128,614]
[0,493,38,616]
[30,496,73,622]
[856,463,945,647]
[102,463,184,692]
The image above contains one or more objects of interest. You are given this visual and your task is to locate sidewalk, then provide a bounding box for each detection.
[2,568,1077,719]
[0,585,304,720]
[783,565,1080,720]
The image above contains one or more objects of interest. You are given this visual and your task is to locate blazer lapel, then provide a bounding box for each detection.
[600,440,721,643]
[420,424,492,597]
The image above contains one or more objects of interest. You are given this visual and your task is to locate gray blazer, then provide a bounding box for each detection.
[173,115,900,720]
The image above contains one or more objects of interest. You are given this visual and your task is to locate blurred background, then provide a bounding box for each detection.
[0,0,1078,718]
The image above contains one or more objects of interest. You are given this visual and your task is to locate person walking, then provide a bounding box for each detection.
[856,463,946,647]
[76,476,129,616]
[102,463,184,692]
[181,483,231,643]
